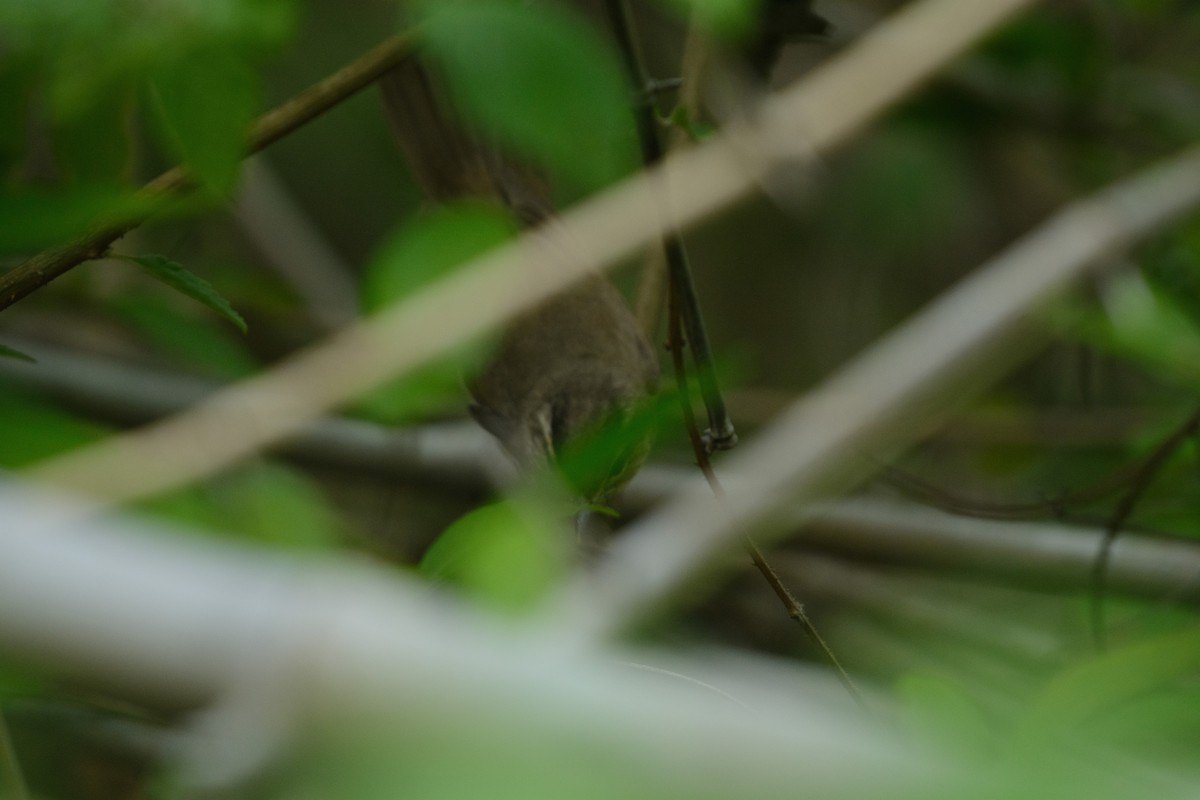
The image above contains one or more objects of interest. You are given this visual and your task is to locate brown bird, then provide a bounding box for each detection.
[379,55,659,502]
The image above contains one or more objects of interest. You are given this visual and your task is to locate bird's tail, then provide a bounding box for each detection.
[378,56,552,223]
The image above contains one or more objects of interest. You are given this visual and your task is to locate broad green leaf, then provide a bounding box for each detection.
[556,390,672,503]
[1078,685,1200,760]
[110,288,257,379]
[134,463,343,549]
[358,203,514,423]
[0,56,36,177]
[0,386,109,468]
[665,106,716,141]
[1016,627,1200,748]
[119,254,248,333]
[421,500,567,613]
[148,46,260,193]
[0,343,35,363]
[418,0,637,193]
[136,485,228,533]
[197,463,342,548]
[1142,218,1200,328]
[222,463,342,549]
[895,673,995,758]
[1052,271,1200,389]
[361,202,516,311]
[51,80,136,183]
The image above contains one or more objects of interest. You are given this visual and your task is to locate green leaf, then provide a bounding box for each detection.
[152,463,342,548]
[51,79,136,183]
[120,254,248,333]
[358,202,514,423]
[418,0,637,193]
[0,385,109,469]
[1142,217,1200,329]
[0,56,36,177]
[895,673,995,758]
[421,500,567,613]
[1016,627,1200,749]
[1080,685,1200,761]
[222,463,343,549]
[109,288,257,379]
[1051,270,1200,389]
[134,462,344,550]
[148,45,260,193]
[556,389,673,503]
[0,343,36,363]
[665,106,715,141]
[361,202,516,311]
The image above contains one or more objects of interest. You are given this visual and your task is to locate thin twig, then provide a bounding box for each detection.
[0,34,413,313]
[605,0,737,451]
[633,24,711,335]
[666,275,868,710]
[875,405,1200,649]
[611,0,850,699]
[1089,405,1200,651]
[879,459,1147,521]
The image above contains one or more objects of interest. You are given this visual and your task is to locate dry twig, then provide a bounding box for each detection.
[0,35,413,311]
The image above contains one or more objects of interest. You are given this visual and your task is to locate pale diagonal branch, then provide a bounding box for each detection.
[553,140,1200,641]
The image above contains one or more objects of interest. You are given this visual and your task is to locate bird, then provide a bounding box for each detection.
[378,54,660,505]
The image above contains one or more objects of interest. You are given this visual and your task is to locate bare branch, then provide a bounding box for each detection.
[0,35,413,312]
[0,336,498,489]
[7,337,1200,608]
[799,498,1200,604]
[232,157,359,331]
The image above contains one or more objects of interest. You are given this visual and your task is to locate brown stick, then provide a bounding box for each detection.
[666,277,868,711]
[0,34,414,312]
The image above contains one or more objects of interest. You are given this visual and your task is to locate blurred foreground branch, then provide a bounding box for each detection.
[232,157,360,331]
[800,499,1200,603]
[0,483,912,794]
[2,484,1200,797]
